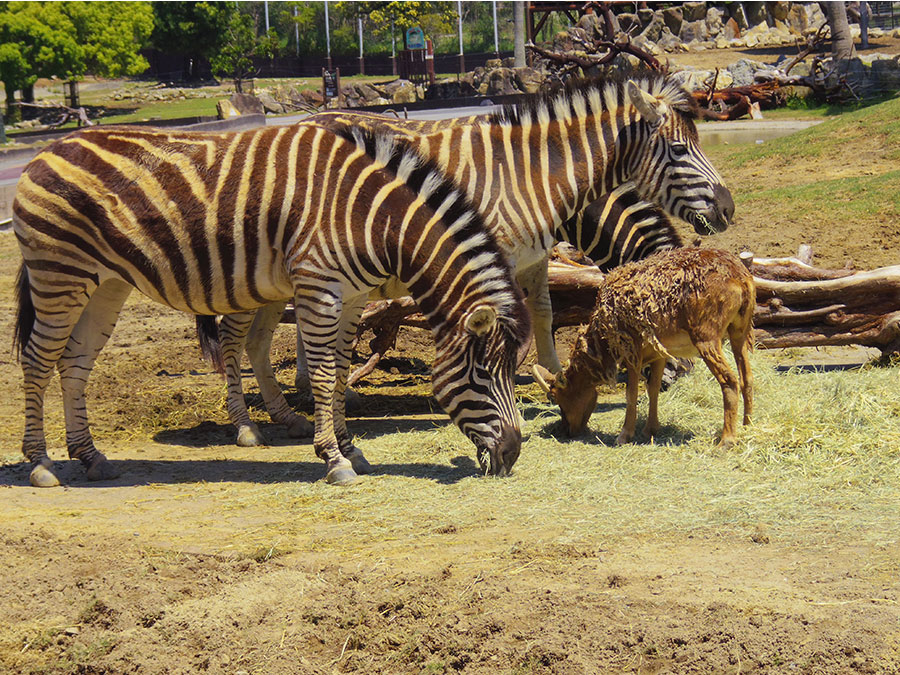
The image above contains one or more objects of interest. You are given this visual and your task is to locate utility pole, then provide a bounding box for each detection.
[492,0,500,57]
[294,5,300,57]
[457,0,465,74]
[358,15,365,75]
[324,0,332,70]
[264,0,270,32]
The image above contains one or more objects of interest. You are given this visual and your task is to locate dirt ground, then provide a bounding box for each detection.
[3,42,900,675]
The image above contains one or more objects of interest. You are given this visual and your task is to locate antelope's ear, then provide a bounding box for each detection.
[464,305,497,337]
[626,80,666,127]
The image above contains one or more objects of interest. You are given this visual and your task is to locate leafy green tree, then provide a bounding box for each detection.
[209,10,275,92]
[0,1,151,117]
[151,1,230,79]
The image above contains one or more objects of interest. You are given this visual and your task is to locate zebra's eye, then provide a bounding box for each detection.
[671,142,689,157]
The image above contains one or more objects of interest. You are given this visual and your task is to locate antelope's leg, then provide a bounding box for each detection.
[617,361,641,446]
[696,340,740,449]
[644,359,666,439]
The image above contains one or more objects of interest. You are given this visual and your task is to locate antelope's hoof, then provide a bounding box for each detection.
[86,458,120,482]
[345,388,363,415]
[325,466,361,486]
[715,438,736,451]
[286,416,313,438]
[615,432,633,446]
[348,451,373,475]
[237,425,266,447]
[30,462,60,488]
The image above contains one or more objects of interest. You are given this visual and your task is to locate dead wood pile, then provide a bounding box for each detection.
[286,245,900,381]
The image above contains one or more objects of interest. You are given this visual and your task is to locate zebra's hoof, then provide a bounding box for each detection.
[286,416,313,438]
[30,462,60,488]
[325,466,361,486]
[86,458,120,482]
[348,451,373,475]
[236,425,266,447]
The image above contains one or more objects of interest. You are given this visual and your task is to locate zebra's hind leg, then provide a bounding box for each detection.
[19,269,98,487]
[218,310,269,447]
[58,279,133,481]
[294,281,360,486]
[243,302,313,440]
[331,294,371,475]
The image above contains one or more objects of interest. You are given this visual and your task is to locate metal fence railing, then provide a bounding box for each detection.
[868,2,900,30]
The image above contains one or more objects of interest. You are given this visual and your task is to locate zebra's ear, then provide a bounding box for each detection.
[626,80,665,127]
[464,306,497,337]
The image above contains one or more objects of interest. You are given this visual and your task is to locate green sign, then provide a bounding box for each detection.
[406,26,425,50]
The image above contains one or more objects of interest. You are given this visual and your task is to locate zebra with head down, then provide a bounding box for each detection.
[12,123,530,487]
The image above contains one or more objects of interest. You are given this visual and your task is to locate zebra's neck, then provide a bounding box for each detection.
[418,87,646,251]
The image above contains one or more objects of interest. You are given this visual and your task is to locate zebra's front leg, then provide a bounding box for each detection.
[243,302,313,439]
[58,280,134,482]
[295,283,360,486]
[331,294,371,475]
[518,259,563,373]
[295,323,363,414]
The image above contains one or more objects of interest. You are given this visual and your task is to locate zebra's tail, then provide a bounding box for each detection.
[13,262,34,362]
[196,315,226,375]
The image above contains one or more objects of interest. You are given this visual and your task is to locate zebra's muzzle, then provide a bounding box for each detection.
[688,183,734,235]
[478,424,522,477]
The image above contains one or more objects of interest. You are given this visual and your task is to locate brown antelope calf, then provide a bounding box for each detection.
[534,248,755,448]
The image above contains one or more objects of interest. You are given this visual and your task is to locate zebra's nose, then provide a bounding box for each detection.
[489,424,522,476]
[714,183,734,227]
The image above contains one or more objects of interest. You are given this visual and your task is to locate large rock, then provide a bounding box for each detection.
[729,3,749,31]
[723,16,741,40]
[680,19,709,43]
[706,7,726,37]
[728,58,769,87]
[383,79,417,104]
[682,2,707,22]
[257,91,284,114]
[514,67,545,95]
[671,67,734,92]
[656,28,684,53]
[662,6,683,35]
[639,11,667,42]
[216,99,240,119]
[487,68,520,96]
[616,12,640,35]
[770,1,790,22]
[744,2,768,26]
[230,92,264,115]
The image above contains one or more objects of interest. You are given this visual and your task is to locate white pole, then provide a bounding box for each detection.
[358,15,363,58]
[294,5,299,57]
[324,1,332,64]
[457,0,464,57]
[264,0,270,33]
[492,0,499,55]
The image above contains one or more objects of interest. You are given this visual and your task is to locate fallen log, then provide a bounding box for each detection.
[279,246,900,377]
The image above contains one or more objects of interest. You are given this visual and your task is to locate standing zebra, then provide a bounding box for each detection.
[12,123,530,487]
[216,72,724,447]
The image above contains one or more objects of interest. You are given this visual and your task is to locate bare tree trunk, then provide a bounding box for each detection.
[826,2,856,61]
[513,1,526,68]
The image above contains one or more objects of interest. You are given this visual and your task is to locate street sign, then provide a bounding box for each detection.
[406,26,425,50]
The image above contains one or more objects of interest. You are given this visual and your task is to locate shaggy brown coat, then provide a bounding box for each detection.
[535,248,755,447]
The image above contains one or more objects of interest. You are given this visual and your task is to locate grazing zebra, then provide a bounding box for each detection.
[12,123,530,487]
[215,71,722,446]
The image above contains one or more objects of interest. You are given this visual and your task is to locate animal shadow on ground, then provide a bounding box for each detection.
[0,451,482,488]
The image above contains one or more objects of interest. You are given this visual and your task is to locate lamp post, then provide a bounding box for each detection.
[358,14,365,75]
[492,0,500,57]
[324,0,332,70]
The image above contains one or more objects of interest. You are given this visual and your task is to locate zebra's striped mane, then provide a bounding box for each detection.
[329,124,530,347]
[489,69,698,129]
